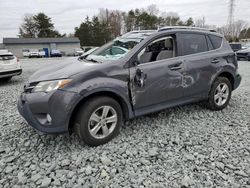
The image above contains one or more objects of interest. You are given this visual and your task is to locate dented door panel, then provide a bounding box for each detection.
[130,57,186,110]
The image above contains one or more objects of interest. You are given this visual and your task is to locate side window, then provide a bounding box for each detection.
[206,36,214,50]
[179,33,208,56]
[137,36,175,64]
[209,35,222,49]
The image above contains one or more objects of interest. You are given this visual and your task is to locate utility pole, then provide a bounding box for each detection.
[227,0,235,39]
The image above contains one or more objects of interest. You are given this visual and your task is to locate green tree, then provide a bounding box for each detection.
[34,13,61,37]
[123,10,136,32]
[75,17,92,46]
[139,12,158,29]
[19,12,62,38]
[185,17,194,26]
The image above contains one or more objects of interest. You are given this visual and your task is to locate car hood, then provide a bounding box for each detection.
[237,48,250,53]
[28,58,99,83]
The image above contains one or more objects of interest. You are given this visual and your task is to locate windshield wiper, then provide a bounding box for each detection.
[87,58,102,63]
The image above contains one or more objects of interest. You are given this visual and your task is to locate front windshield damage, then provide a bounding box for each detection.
[85,31,155,62]
[86,38,141,62]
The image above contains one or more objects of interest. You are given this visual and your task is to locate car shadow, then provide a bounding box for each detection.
[0,77,24,86]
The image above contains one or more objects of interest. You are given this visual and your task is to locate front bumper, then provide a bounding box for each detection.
[0,69,22,78]
[18,89,81,134]
[234,74,241,90]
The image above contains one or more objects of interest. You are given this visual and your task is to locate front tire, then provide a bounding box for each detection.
[207,77,232,111]
[74,96,123,146]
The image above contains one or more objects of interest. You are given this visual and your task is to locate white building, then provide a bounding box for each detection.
[3,37,80,57]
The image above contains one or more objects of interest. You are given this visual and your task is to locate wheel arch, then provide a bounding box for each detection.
[68,89,133,130]
[216,71,235,89]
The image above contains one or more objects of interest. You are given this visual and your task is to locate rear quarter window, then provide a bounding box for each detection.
[209,35,222,49]
[179,33,208,56]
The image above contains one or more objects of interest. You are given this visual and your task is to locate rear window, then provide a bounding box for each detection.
[209,35,222,49]
[0,55,14,60]
[179,33,208,56]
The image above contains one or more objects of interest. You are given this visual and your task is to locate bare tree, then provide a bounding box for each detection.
[98,8,109,24]
[97,9,123,38]
[217,19,248,41]
[232,20,248,38]
[194,17,206,28]
[146,4,159,16]
[19,14,37,38]
[160,12,180,26]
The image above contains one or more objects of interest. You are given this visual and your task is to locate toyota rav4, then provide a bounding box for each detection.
[18,27,241,146]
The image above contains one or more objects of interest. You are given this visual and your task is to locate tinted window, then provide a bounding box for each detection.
[180,34,208,56]
[209,35,222,49]
[206,36,214,50]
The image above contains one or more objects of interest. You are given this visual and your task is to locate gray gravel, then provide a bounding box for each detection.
[0,58,250,187]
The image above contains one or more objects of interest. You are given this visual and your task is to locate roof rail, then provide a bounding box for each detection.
[158,26,216,33]
[129,30,156,33]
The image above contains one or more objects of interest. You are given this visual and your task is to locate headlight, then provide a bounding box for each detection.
[32,79,72,93]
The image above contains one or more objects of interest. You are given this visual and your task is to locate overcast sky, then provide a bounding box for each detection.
[0,0,249,42]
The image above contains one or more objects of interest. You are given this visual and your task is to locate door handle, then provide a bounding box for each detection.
[169,62,183,71]
[211,58,220,64]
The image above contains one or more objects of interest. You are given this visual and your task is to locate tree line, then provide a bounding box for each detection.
[74,5,195,46]
[19,4,250,45]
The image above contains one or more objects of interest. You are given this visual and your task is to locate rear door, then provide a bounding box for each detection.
[178,32,222,99]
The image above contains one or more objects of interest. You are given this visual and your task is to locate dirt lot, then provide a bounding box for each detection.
[0,58,249,187]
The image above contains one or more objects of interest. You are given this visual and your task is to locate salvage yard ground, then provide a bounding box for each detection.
[0,58,249,187]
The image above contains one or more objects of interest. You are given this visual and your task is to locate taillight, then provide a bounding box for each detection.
[227,53,238,69]
[17,57,20,66]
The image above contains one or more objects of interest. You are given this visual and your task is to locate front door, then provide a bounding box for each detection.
[129,35,186,115]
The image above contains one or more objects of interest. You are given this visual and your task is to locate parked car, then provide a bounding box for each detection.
[22,49,30,57]
[29,49,40,58]
[18,27,241,146]
[0,50,22,81]
[241,43,250,50]
[38,49,46,57]
[236,47,250,61]
[50,50,62,57]
[229,43,242,52]
[74,48,84,56]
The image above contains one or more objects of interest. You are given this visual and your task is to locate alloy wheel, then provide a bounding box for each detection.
[88,105,118,139]
[214,83,229,106]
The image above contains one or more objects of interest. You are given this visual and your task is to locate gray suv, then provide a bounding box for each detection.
[18,27,241,146]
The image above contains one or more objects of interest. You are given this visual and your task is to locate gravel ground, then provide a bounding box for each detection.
[0,58,250,188]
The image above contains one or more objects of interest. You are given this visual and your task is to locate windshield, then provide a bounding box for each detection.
[85,31,155,62]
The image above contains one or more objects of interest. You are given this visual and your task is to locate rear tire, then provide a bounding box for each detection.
[74,96,123,146]
[207,77,232,111]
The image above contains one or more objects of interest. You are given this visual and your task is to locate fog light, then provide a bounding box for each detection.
[46,114,52,123]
